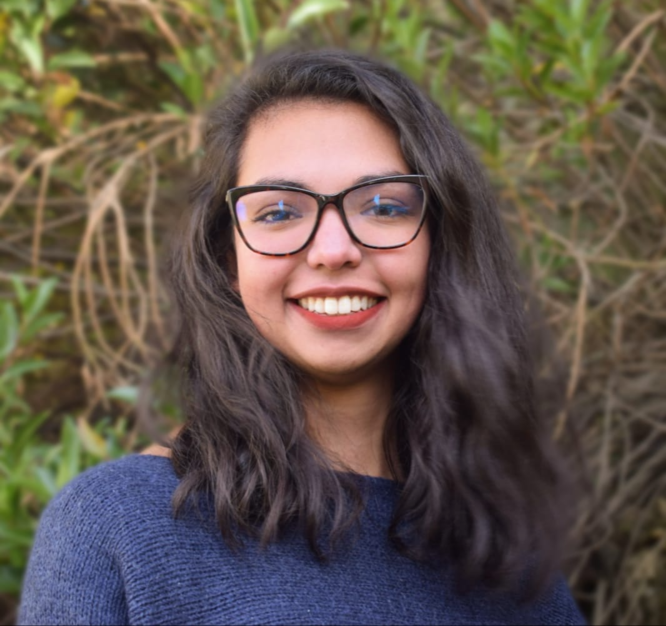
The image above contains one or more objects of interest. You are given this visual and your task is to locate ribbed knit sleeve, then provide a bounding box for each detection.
[17,472,129,625]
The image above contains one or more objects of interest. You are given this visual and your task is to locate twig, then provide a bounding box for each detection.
[143,153,168,349]
[0,113,183,220]
[31,160,51,276]
[136,0,183,54]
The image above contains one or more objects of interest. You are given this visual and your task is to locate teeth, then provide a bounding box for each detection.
[297,295,379,316]
[324,297,337,315]
[338,296,351,315]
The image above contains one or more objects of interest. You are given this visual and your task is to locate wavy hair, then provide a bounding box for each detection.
[158,48,578,603]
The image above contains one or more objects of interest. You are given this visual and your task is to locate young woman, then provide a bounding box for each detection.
[19,49,586,625]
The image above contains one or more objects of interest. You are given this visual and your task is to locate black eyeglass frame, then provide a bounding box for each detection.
[226,174,430,257]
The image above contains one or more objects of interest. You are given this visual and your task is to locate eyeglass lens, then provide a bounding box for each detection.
[234,182,425,254]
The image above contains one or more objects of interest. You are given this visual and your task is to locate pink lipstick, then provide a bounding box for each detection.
[290,299,385,330]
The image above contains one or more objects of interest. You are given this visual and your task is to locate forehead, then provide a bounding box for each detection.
[236,100,410,193]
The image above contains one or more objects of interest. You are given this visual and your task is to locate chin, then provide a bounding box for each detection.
[293,354,385,384]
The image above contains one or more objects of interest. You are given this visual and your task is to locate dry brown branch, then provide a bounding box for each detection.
[615,9,665,55]
[0,113,182,219]
[143,153,168,350]
[554,252,590,439]
[583,254,666,270]
[31,161,51,276]
[136,0,183,54]
[68,122,187,392]
[5,209,88,244]
[610,26,660,100]
[76,90,136,113]
[448,0,487,30]
[92,52,150,65]
[590,166,629,257]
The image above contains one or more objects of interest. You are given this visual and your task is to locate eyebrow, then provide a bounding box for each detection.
[252,170,409,190]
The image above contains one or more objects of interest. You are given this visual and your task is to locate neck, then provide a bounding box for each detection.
[303,365,397,479]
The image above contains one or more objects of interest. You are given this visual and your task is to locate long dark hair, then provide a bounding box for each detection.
[160,48,578,602]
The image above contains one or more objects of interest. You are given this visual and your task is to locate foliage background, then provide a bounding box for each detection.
[1,0,665,624]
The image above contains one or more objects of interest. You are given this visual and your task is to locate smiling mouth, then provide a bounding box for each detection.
[295,295,382,316]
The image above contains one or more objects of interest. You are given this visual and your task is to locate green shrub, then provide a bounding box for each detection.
[0,277,131,595]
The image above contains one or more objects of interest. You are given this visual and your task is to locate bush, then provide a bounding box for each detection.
[0,277,133,596]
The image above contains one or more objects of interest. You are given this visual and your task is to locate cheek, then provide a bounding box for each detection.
[397,234,430,309]
[235,240,292,321]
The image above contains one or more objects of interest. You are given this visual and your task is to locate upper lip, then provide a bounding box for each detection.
[289,286,385,299]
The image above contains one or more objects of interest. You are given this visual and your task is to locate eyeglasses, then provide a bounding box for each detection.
[226,175,429,256]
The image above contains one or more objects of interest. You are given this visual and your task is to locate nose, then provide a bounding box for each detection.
[305,204,362,270]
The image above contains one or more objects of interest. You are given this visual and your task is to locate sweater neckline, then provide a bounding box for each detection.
[136,452,401,494]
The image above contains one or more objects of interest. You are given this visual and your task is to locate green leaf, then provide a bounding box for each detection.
[263,26,291,52]
[11,410,51,460]
[581,38,600,86]
[160,102,188,117]
[77,417,108,458]
[209,0,227,20]
[0,564,22,595]
[548,1,573,32]
[159,60,185,86]
[46,0,79,21]
[182,72,203,105]
[543,276,574,293]
[175,47,194,74]
[12,474,53,503]
[0,303,19,361]
[33,467,58,499]
[12,35,43,75]
[192,43,217,72]
[234,0,259,63]
[0,360,48,386]
[0,521,33,548]
[487,20,514,55]
[47,50,97,70]
[56,418,81,489]
[9,16,45,74]
[570,0,590,26]
[349,14,369,36]
[22,312,63,342]
[596,100,620,116]
[1,0,37,13]
[107,385,139,403]
[0,99,43,117]
[414,27,430,65]
[287,0,350,29]
[437,40,454,77]
[473,53,510,77]
[9,275,28,306]
[0,71,26,93]
[536,58,556,83]
[588,1,613,40]
[22,277,58,328]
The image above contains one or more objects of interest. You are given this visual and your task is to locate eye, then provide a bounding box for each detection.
[253,199,302,224]
[361,194,411,218]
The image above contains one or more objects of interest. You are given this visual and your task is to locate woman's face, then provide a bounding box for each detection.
[233,100,430,383]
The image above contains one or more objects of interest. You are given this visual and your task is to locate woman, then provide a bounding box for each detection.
[19,49,586,625]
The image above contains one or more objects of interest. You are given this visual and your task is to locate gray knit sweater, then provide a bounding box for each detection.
[18,454,586,625]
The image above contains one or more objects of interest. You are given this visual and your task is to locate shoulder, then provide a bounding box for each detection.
[38,454,179,546]
[18,455,175,625]
[516,572,587,625]
[53,452,177,501]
